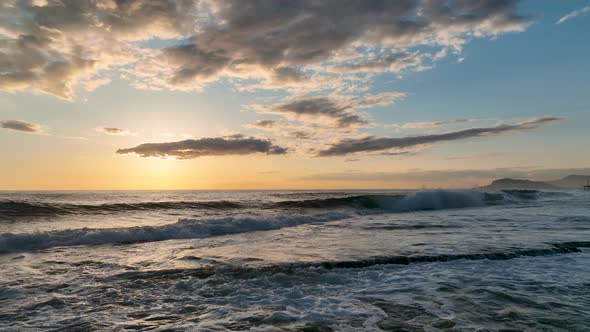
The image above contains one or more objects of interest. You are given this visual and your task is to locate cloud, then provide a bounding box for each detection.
[271,67,308,83]
[251,92,405,128]
[380,151,412,157]
[266,97,367,128]
[247,120,279,129]
[0,0,198,99]
[0,120,43,133]
[155,0,530,90]
[330,51,429,74]
[116,136,288,159]
[317,117,561,156]
[288,131,312,140]
[557,6,590,24]
[0,0,531,99]
[399,119,470,129]
[96,127,135,136]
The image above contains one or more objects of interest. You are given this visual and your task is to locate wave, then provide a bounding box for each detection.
[500,189,573,200]
[271,194,405,209]
[274,190,509,211]
[0,200,244,217]
[294,242,590,269]
[0,212,351,253]
[0,189,561,219]
[105,241,590,282]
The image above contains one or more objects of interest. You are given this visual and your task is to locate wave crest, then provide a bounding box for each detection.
[0,212,350,253]
[0,200,243,217]
[0,189,561,219]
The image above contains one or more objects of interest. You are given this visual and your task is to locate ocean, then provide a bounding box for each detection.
[1,189,589,331]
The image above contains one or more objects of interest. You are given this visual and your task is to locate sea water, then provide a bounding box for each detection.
[1,189,589,331]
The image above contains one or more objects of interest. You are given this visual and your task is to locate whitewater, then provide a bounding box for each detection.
[1,189,590,331]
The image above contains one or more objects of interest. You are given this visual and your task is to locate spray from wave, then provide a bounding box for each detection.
[271,189,553,211]
[0,189,559,218]
[0,212,351,253]
[0,190,568,252]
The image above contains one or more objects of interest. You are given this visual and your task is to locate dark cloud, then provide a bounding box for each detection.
[162,0,530,85]
[253,92,403,128]
[0,0,531,97]
[163,44,231,86]
[116,136,288,159]
[102,128,124,134]
[17,0,195,35]
[317,117,561,156]
[271,67,308,83]
[0,29,96,99]
[380,151,412,157]
[400,119,470,129]
[0,0,197,99]
[0,120,42,133]
[96,127,133,136]
[250,120,278,128]
[332,51,426,73]
[288,131,312,139]
[275,97,367,128]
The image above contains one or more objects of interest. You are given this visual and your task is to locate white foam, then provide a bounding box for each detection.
[0,212,352,253]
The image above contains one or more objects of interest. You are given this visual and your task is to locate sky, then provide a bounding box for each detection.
[0,0,589,190]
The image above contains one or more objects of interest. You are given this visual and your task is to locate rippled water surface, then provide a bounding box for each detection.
[1,189,589,331]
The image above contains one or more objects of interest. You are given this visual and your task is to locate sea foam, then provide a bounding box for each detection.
[0,212,351,253]
[0,190,555,252]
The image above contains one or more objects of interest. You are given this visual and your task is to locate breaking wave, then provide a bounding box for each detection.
[272,189,554,211]
[0,200,244,217]
[0,212,351,253]
[0,189,562,218]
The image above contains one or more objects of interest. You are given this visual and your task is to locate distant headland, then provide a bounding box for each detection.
[482,175,590,190]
